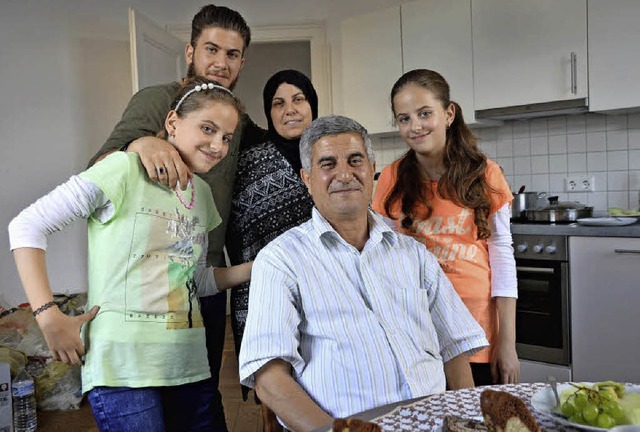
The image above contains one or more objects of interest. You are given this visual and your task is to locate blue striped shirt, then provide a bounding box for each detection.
[238,208,488,418]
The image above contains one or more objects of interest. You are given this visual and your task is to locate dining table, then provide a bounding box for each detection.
[315,382,582,431]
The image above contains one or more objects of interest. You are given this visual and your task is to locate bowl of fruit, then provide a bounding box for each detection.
[609,208,640,218]
[531,381,640,430]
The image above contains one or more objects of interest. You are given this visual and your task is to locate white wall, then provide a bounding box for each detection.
[0,1,132,306]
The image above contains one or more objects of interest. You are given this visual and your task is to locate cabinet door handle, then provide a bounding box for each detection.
[570,52,577,95]
[614,249,640,255]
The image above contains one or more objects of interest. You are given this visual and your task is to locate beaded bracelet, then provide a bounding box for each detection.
[32,301,57,317]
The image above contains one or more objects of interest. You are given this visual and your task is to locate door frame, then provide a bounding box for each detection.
[170,23,332,115]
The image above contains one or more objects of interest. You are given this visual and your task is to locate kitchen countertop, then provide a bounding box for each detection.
[511,219,640,238]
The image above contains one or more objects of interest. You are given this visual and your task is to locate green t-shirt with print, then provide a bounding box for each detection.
[79,152,220,392]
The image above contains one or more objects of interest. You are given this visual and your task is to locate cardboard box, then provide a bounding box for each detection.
[0,362,11,432]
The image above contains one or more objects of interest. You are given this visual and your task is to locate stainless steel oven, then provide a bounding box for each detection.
[513,234,570,366]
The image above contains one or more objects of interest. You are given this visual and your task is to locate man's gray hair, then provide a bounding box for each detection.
[299,115,375,172]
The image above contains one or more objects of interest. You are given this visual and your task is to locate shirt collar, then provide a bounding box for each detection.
[311,207,398,247]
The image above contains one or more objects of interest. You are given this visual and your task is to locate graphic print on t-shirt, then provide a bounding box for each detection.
[407,208,480,275]
[125,206,207,329]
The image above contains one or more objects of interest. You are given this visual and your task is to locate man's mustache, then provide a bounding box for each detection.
[328,180,361,193]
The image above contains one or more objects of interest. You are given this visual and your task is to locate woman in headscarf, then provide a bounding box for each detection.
[226,69,317,391]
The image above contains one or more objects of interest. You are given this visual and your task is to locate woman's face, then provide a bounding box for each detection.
[270,83,313,140]
[392,84,454,160]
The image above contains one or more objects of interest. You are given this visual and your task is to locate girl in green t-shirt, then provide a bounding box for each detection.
[9,77,252,431]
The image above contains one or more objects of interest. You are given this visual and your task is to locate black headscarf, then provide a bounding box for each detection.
[262,69,318,173]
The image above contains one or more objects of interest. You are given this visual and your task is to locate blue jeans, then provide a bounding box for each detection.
[87,378,222,432]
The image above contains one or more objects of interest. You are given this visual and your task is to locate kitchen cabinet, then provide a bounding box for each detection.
[471,0,588,115]
[569,236,640,382]
[339,0,487,134]
[340,7,402,134]
[588,0,640,112]
[401,0,479,125]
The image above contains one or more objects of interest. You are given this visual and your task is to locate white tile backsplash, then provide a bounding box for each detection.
[629,130,640,149]
[630,150,640,172]
[513,121,530,139]
[548,117,567,136]
[548,134,567,154]
[608,192,629,209]
[567,115,586,134]
[497,139,514,157]
[586,113,607,132]
[607,130,628,150]
[479,141,497,159]
[531,155,549,174]
[587,152,607,172]
[606,115,627,131]
[496,157,514,175]
[530,174,549,192]
[586,131,606,152]
[531,136,548,155]
[607,171,628,191]
[513,137,531,156]
[514,156,532,174]
[568,153,587,173]
[629,113,640,129]
[549,153,568,173]
[567,133,587,153]
[372,113,639,213]
[530,118,548,137]
[607,150,628,171]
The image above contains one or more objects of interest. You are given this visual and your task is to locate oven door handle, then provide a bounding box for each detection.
[516,266,555,274]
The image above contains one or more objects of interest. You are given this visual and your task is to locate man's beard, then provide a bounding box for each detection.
[186,63,238,91]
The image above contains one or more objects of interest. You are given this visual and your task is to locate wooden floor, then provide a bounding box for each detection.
[38,316,262,431]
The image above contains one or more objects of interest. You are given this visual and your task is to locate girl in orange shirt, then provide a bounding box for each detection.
[372,69,519,385]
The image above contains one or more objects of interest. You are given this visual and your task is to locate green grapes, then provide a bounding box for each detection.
[559,382,627,428]
[583,404,599,423]
[574,392,589,409]
[603,401,625,422]
[597,413,616,429]
[561,401,576,417]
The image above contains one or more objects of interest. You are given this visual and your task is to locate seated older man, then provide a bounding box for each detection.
[238,115,488,432]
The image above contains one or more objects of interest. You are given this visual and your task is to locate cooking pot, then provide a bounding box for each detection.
[524,196,593,223]
[511,191,548,220]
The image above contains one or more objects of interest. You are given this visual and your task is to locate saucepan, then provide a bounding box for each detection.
[511,188,548,220]
[524,196,593,223]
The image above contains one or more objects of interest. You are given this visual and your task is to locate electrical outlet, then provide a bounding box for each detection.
[565,176,595,192]
[580,175,595,192]
[565,177,578,191]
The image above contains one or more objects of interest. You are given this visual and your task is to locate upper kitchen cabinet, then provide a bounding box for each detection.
[588,0,640,112]
[340,1,492,133]
[402,0,479,124]
[340,7,402,134]
[471,0,588,119]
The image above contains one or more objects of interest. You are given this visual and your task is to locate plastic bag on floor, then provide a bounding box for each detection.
[0,293,87,411]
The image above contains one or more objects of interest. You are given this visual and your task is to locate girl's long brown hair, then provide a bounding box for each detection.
[384,69,501,240]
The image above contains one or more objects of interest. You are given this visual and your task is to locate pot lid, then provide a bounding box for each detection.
[539,196,589,210]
